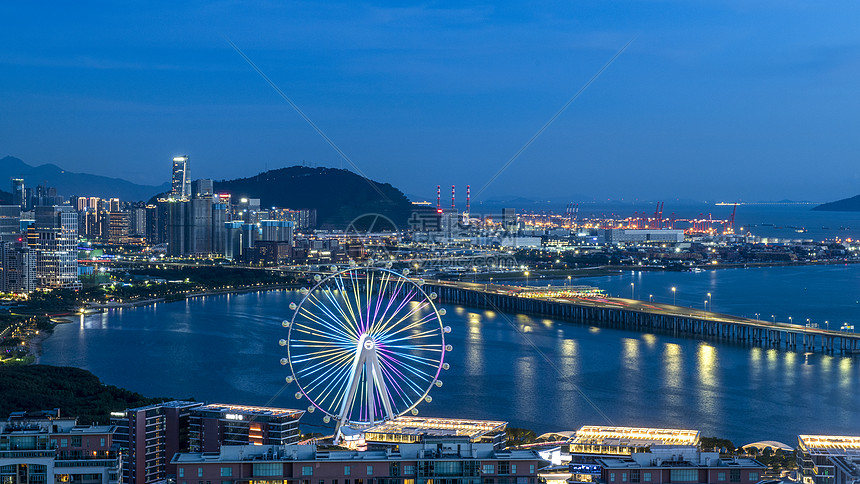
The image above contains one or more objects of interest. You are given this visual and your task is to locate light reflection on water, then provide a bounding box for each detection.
[39,288,860,444]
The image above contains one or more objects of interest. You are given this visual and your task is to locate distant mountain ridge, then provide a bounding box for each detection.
[213,166,413,228]
[0,156,170,201]
[812,194,860,212]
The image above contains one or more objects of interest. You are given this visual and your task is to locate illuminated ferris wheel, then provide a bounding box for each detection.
[280,267,450,430]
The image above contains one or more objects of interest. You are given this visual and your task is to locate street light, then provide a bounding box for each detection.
[771,315,775,322]
[630,282,635,299]
[649,294,653,302]
[789,316,793,325]
[707,292,712,310]
[524,271,530,287]
[755,312,760,320]
[567,275,572,287]
[671,287,676,305]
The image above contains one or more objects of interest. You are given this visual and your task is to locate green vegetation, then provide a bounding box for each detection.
[0,365,175,424]
[213,166,413,228]
[700,436,737,454]
[749,447,797,472]
[506,427,537,446]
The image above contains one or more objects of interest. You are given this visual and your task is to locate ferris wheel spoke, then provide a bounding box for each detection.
[366,273,409,336]
[377,348,441,370]
[375,310,439,341]
[320,285,361,340]
[299,352,356,400]
[377,357,429,397]
[292,316,356,343]
[374,299,433,339]
[369,285,418,338]
[300,296,358,342]
[293,354,352,368]
[379,326,443,344]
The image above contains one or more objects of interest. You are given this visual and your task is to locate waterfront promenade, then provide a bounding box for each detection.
[425,280,860,354]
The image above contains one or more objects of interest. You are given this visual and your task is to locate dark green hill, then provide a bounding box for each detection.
[213,166,413,228]
[812,194,860,212]
[0,365,173,424]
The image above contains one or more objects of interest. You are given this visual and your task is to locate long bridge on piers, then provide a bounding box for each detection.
[425,280,860,354]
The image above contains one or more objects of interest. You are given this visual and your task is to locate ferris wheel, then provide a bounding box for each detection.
[280,267,450,430]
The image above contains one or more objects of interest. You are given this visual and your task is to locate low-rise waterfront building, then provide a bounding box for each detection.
[188,404,305,452]
[0,412,120,484]
[569,426,701,460]
[172,437,543,484]
[797,435,860,484]
[596,446,764,484]
[362,417,508,450]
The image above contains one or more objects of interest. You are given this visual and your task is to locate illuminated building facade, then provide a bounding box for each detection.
[29,206,79,289]
[171,156,191,200]
[363,417,508,450]
[111,401,203,484]
[188,404,304,452]
[797,435,860,484]
[568,426,701,463]
[0,241,36,293]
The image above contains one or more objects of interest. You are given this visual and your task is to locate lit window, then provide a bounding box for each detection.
[749,473,759,481]
[345,467,351,476]
[303,467,313,476]
[622,473,627,482]
[644,473,651,482]
[611,474,616,482]
[367,466,373,476]
[483,465,495,475]
[179,469,185,478]
[198,468,203,478]
[718,472,726,482]
[221,468,232,477]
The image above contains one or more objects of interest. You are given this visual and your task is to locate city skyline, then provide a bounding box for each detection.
[2,2,860,202]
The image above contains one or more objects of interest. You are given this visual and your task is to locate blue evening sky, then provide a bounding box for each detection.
[1,1,859,202]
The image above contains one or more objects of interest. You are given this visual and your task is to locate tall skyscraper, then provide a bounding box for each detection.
[0,241,36,293]
[171,156,191,199]
[30,206,80,289]
[11,178,24,208]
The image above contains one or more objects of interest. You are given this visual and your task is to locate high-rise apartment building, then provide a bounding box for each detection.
[111,401,305,484]
[111,401,203,484]
[29,206,80,289]
[0,241,36,293]
[108,212,129,245]
[11,179,25,209]
[0,205,21,243]
[187,404,304,453]
[171,156,191,199]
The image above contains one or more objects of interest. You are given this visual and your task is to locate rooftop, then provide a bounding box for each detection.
[128,400,201,412]
[195,403,305,419]
[571,426,701,447]
[799,435,860,453]
[363,416,507,440]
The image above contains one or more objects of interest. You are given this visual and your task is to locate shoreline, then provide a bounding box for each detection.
[25,283,300,364]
